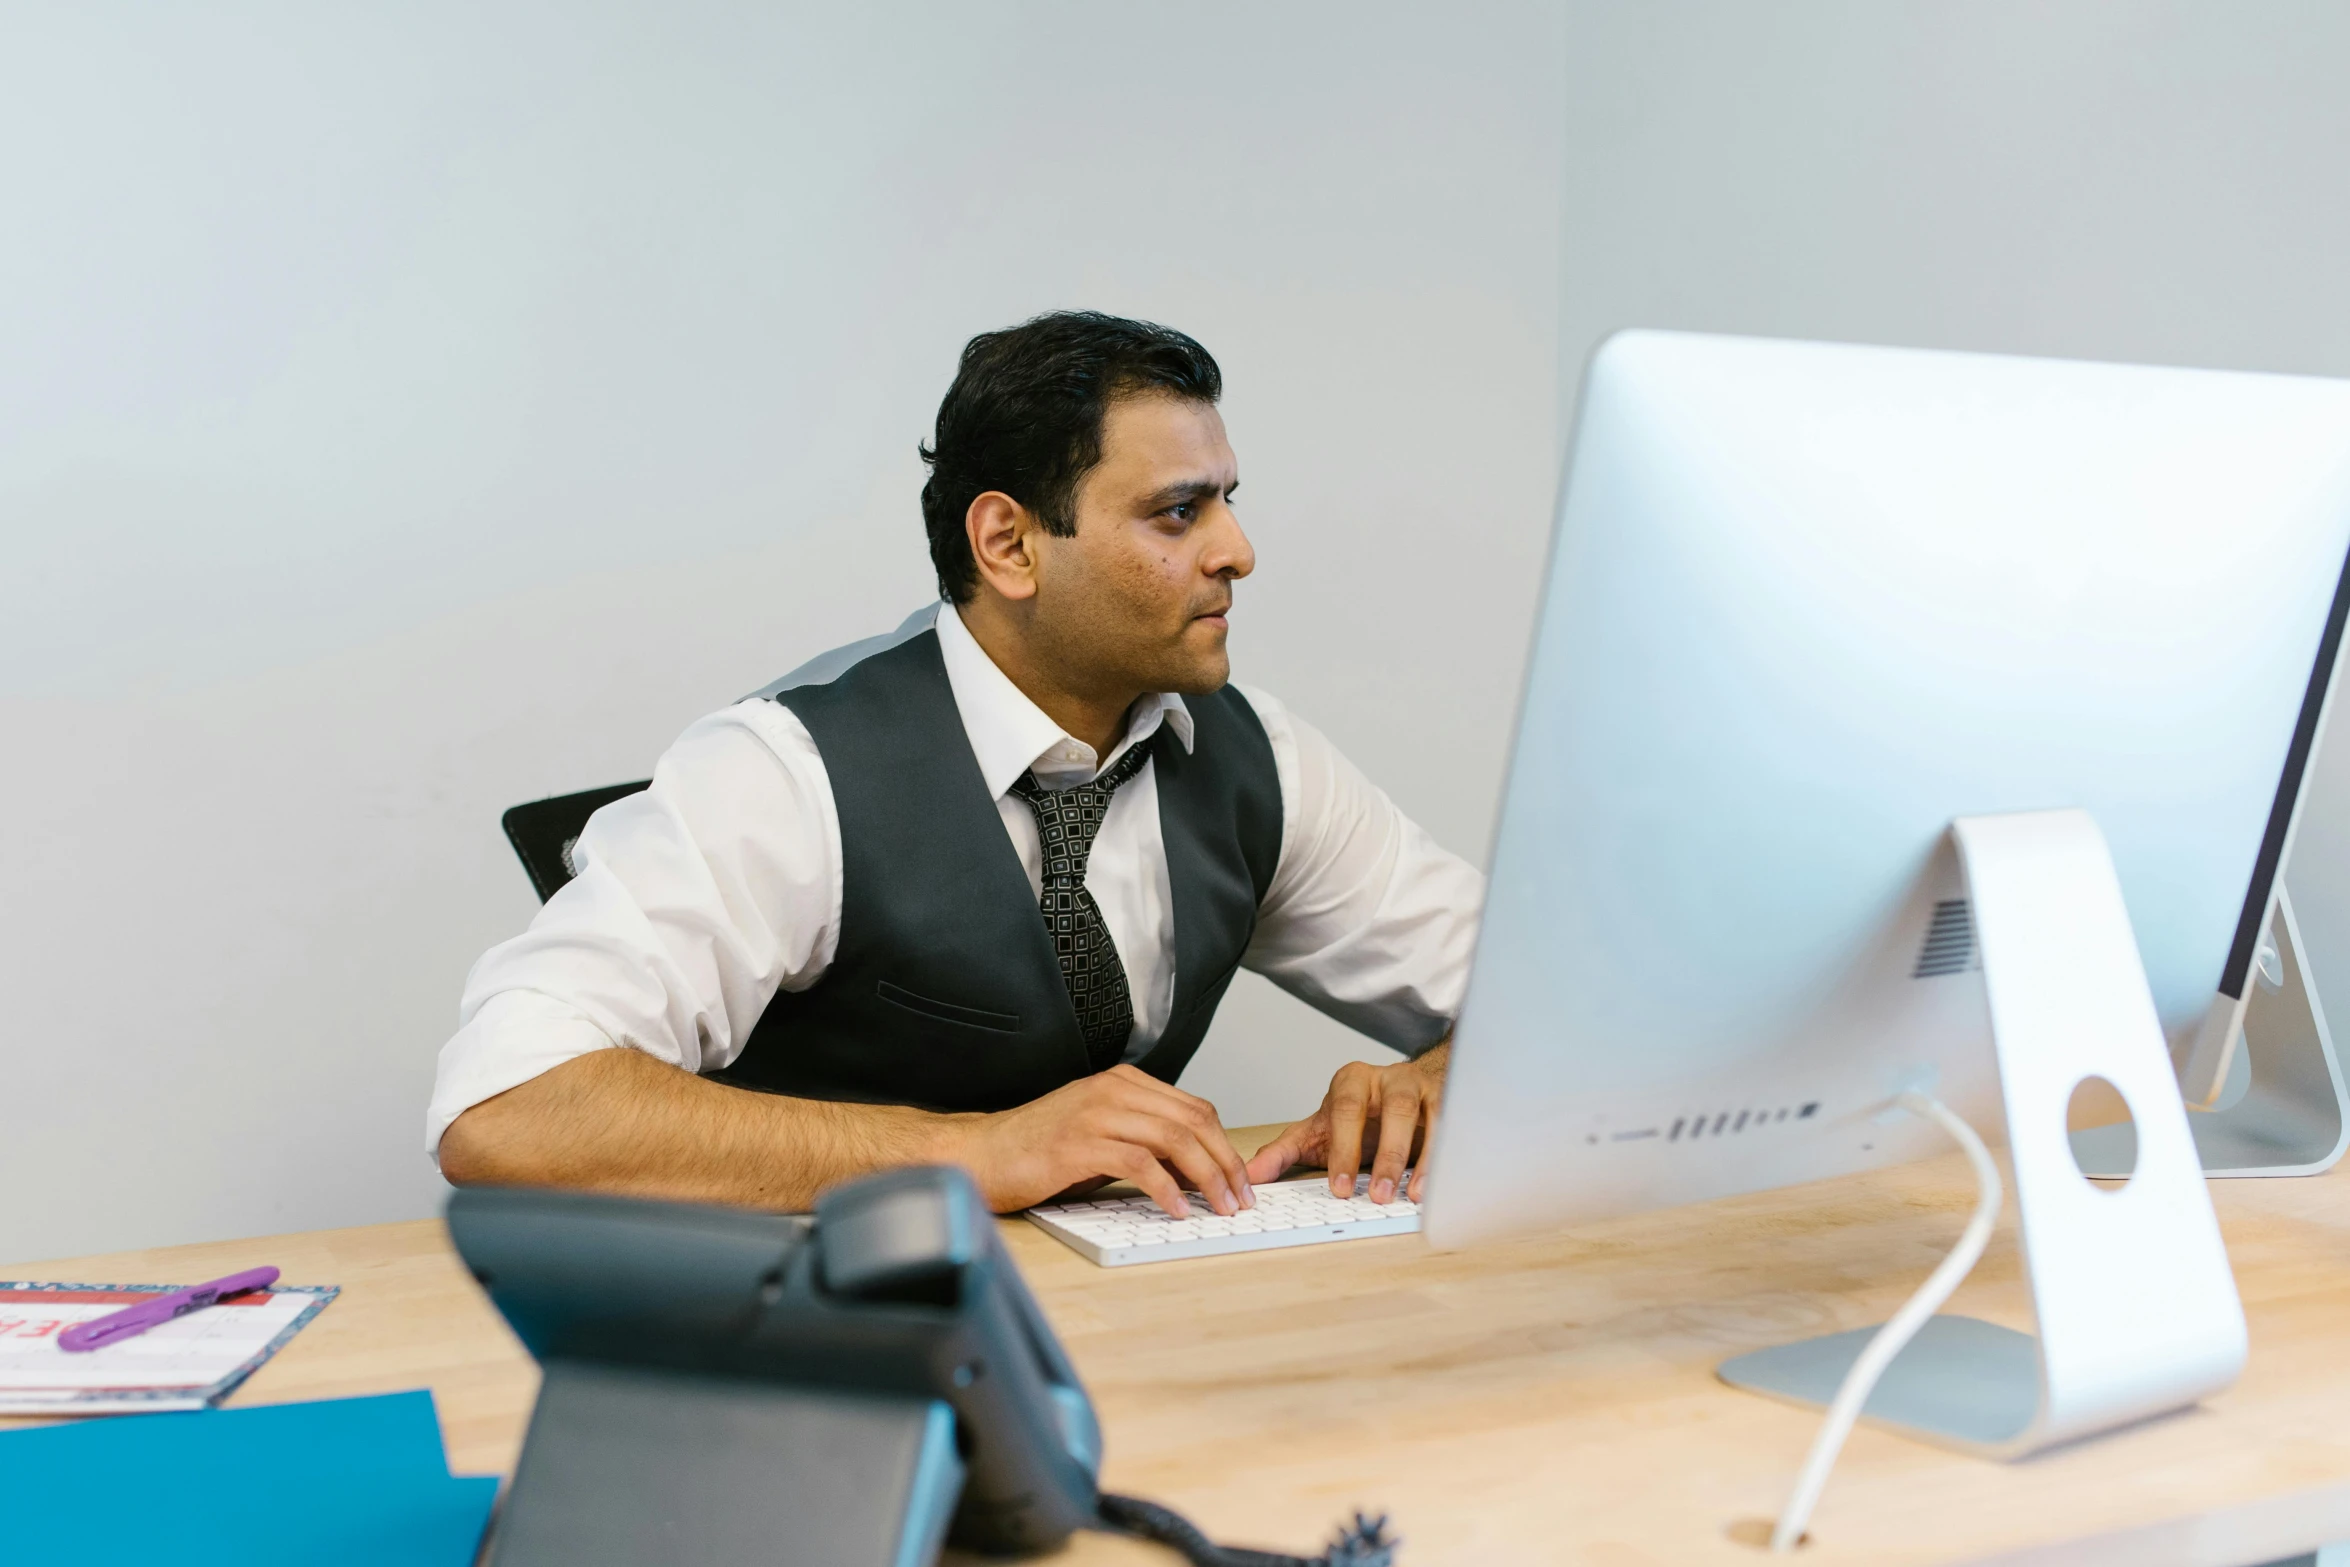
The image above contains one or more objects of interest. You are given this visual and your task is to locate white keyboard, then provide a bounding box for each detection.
[1024,1174,1420,1267]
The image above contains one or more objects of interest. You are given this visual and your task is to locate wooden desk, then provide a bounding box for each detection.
[13,1132,2350,1566]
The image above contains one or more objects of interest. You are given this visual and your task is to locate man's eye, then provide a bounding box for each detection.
[1168,503,1196,523]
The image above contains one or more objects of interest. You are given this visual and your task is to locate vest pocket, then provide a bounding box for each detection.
[876,980,1021,1035]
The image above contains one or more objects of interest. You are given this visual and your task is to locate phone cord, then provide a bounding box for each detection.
[1097,1492,1398,1567]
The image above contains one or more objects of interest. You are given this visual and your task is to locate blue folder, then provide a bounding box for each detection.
[0,1390,498,1565]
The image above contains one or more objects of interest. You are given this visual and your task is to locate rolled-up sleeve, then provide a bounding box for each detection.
[1234,685,1486,1057]
[424,699,842,1158]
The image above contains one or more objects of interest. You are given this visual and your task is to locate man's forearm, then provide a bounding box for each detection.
[437,1046,965,1211]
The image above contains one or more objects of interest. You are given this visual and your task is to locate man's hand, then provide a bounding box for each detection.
[939,1064,1255,1219]
[1245,1041,1449,1204]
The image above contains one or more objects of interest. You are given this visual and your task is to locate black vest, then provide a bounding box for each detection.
[716,628,1283,1112]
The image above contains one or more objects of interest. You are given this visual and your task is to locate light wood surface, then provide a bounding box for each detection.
[13,1129,2350,1566]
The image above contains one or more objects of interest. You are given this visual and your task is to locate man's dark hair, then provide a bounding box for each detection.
[920,311,1223,603]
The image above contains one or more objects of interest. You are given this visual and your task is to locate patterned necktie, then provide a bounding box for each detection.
[1009,739,1155,1072]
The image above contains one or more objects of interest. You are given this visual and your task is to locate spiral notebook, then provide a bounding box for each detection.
[0,1280,338,1414]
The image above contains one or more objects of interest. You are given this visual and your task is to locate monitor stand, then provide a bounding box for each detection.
[2073,888,2350,1180]
[1720,809,2248,1459]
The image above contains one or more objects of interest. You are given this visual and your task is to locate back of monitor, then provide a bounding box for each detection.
[1428,329,2350,1248]
[1418,329,2350,1461]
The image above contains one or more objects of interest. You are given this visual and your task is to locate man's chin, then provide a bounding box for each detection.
[1157,645,1232,695]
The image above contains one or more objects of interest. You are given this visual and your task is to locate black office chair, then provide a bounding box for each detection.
[501,781,652,902]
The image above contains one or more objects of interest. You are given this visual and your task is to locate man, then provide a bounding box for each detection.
[431,311,1483,1221]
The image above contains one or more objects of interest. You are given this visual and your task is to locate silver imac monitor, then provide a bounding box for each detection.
[1427,330,2350,1250]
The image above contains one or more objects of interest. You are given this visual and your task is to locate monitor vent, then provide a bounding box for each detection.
[1912,898,1978,978]
[1659,1102,1820,1143]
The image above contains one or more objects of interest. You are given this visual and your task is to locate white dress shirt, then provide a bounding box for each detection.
[425,603,1485,1156]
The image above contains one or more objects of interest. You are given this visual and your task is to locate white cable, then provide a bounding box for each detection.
[1770,1091,2002,1553]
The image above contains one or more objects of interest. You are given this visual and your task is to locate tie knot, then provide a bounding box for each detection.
[1009,734,1152,807]
[1010,738,1153,887]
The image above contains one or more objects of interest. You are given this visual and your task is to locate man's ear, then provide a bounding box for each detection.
[966,491,1042,602]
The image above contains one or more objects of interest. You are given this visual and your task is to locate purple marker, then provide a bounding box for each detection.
[58,1267,280,1353]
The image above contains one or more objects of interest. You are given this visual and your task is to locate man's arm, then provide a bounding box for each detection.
[1226,686,1482,1207]
[427,702,849,1161]
[439,1048,1256,1218]
[1229,686,1483,1056]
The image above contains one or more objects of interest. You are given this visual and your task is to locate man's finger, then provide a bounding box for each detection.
[1103,1111,1242,1216]
[1403,1066,1442,1202]
[1324,1067,1374,1199]
[1143,1083,1256,1209]
[1097,1070,1251,1196]
[1051,1174,1117,1206]
[1206,1126,1255,1210]
[1104,1143,1192,1218]
[1244,1115,1321,1184]
[1367,1074,1421,1203]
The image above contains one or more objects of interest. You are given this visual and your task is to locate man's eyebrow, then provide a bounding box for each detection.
[1140,477,1238,511]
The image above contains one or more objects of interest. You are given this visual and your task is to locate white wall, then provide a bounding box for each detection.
[17,1,2350,1262]
[1549,0,2350,1043]
[1,3,1569,1257]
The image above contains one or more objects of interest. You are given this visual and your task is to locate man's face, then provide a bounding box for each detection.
[1031,392,1253,697]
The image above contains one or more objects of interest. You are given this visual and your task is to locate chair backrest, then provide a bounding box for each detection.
[500,782,652,902]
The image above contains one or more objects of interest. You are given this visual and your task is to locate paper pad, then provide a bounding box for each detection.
[0,1280,338,1413]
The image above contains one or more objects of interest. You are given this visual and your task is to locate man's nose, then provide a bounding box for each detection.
[1207,502,1255,580]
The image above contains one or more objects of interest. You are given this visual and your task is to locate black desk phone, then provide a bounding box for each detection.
[449,1167,1100,1565]
[449,1165,1396,1567]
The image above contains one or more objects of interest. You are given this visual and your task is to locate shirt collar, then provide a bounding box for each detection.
[933,601,1195,797]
